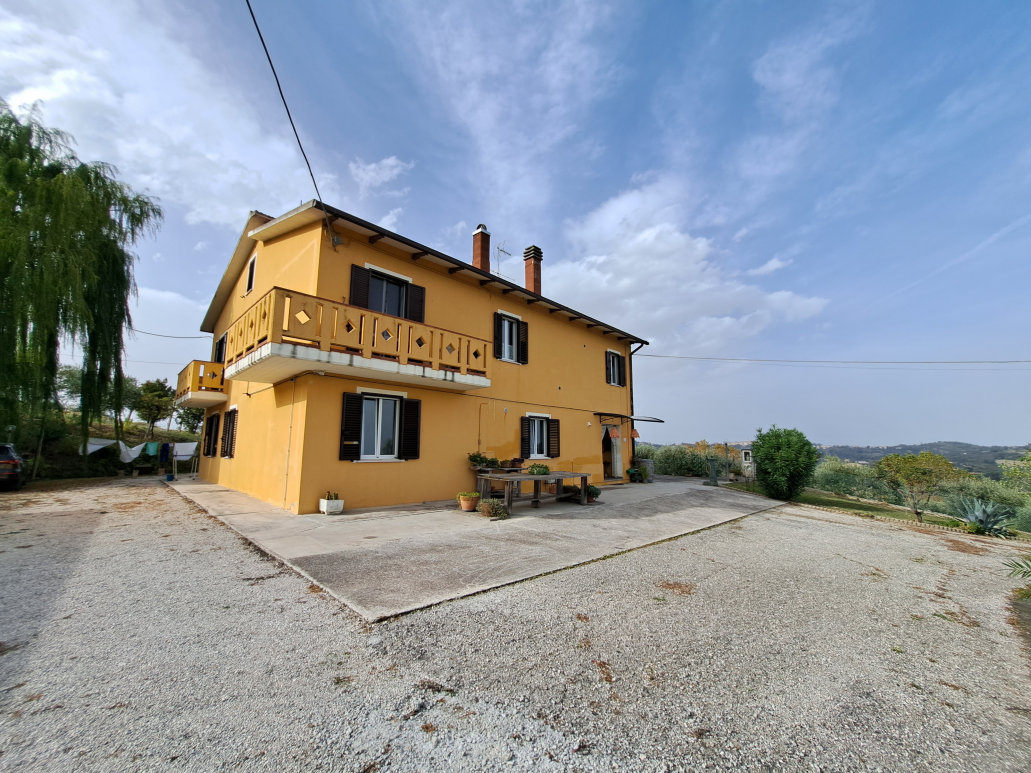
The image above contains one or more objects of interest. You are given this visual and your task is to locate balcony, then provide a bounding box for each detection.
[174,360,227,408]
[221,287,491,390]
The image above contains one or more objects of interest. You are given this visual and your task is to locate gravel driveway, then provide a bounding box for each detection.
[2,478,1030,771]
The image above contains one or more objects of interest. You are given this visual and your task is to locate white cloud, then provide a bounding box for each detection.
[192,241,208,252]
[349,156,415,198]
[0,2,343,229]
[746,257,792,276]
[548,176,827,353]
[387,1,619,225]
[378,207,403,230]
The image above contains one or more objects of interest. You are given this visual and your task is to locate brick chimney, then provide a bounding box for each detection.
[523,245,542,295]
[472,224,490,272]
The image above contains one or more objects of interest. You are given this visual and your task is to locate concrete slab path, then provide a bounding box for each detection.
[168,477,779,621]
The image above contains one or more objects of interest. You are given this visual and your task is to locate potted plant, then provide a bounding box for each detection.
[319,491,344,514]
[526,463,550,476]
[585,484,601,503]
[468,452,501,470]
[457,491,481,511]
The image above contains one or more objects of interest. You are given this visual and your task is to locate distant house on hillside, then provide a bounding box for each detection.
[173,201,656,513]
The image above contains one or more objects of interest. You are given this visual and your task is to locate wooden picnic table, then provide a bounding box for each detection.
[476,471,589,509]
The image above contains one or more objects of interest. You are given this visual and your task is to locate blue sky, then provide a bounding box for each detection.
[2,0,1029,446]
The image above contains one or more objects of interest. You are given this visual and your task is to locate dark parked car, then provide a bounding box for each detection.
[0,443,27,490]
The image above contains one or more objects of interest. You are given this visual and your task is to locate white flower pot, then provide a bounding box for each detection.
[319,498,344,515]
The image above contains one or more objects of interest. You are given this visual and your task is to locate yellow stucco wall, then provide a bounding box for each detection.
[197,219,638,514]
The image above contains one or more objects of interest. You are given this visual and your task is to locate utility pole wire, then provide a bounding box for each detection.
[636,354,1031,365]
[245,0,323,203]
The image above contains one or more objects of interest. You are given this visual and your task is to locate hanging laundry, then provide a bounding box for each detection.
[82,439,117,455]
[145,441,160,456]
[159,443,171,463]
[172,442,198,461]
[119,442,147,464]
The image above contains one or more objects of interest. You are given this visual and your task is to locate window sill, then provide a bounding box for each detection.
[353,458,406,463]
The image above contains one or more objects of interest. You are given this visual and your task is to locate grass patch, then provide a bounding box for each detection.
[726,482,965,527]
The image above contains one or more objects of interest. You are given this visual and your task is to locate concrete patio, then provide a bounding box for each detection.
[168,477,780,620]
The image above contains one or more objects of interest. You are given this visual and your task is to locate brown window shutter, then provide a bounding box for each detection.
[517,320,529,364]
[618,354,626,387]
[406,284,425,323]
[398,398,421,460]
[339,393,363,461]
[520,416,530,458]
[493,313,504,359]
[229,411,238,458]
[349,265,371,308]
[547,418,560,458]
[605,352,612,383]
[220,410,237,458]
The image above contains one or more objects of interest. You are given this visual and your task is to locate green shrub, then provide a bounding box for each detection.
[478,497,508,519]
[1011,506,1031,534]
[940,476,1028,519]
[633,444,656,460]
[654,445,709,476]
[526,463,550,475]
[812,457,900,503]
[752,426,820,501]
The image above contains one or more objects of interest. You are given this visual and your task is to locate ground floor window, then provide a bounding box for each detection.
[220,409,238,458]
[521,415,560,459]
[361,395,399,459]
[340,393,421,461]
[203,413,220,457]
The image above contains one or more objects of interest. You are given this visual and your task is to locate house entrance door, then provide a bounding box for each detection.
[601,425,622,480]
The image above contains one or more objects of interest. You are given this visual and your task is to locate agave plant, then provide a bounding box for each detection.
[1004,556,1031,579]
[955,497,1014,538]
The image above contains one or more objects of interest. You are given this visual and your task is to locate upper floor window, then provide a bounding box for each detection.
[350,265,425,322]
[494,312,528,364]
[213,333,227,364]
[606,351,627,386]
[369,272,406,317]
[245,255,257,294]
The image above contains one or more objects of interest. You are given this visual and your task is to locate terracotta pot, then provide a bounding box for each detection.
[458,496,479,512]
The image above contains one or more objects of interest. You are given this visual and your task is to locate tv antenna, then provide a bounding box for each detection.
[495,241,512,277]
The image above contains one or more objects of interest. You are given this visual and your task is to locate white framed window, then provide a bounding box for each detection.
[360,395,400,460]
[500,316,518,362]
[606,350,626,386]
[494,312,527,364]
[245,255,257,294]
[528,416,548,458]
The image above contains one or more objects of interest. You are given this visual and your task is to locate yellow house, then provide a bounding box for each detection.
[174,200,652,514]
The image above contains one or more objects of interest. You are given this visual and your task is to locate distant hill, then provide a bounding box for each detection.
[816,442,1029,479]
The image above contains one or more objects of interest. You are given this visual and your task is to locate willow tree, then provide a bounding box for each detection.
[0,102,161,451]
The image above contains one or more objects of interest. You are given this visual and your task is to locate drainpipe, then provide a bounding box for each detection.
[282,377,296,508]
[629,342,646,459]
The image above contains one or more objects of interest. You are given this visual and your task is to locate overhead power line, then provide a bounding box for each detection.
[245,0,323,202]
[637,354,1031,365]
[129,328,209,339]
